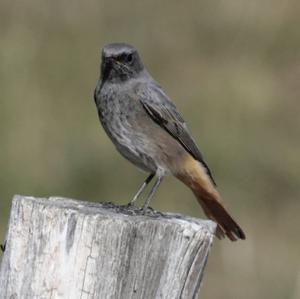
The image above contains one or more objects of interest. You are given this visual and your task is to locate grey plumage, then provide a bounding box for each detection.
[93,43,245,240]
[94,43,214,181]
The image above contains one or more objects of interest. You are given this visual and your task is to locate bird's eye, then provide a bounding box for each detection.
[126,53,133,63]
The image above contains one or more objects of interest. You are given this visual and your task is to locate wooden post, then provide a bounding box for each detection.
[0,195,216,299]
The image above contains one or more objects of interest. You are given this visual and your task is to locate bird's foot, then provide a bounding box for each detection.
[126,201,135,208]
[140,205,155,215]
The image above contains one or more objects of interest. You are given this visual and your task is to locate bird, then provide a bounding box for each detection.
[94,43,245,241]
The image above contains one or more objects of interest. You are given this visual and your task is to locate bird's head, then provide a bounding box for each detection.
[100,43,144,83]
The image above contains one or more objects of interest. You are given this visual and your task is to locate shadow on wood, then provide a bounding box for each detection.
[0,195,216,299]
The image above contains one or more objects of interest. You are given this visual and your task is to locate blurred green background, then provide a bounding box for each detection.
[0,1,299,298]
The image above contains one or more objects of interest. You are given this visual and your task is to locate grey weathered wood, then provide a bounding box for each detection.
[0,195,216,299]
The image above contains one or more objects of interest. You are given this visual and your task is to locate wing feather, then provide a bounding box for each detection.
[138,82,217,186]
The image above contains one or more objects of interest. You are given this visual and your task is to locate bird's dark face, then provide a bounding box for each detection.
[101,43,144,83]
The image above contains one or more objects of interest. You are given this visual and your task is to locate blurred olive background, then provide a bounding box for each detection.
[0,1,300,298]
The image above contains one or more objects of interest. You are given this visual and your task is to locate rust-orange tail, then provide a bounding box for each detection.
[176,156,246,241]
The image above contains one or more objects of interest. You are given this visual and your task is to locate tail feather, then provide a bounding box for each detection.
[176,156,246,241]
[194,189,245,241]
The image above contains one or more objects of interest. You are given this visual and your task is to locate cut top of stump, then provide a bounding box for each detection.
[29,195,216,231]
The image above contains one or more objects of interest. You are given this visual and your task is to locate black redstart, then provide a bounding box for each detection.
[94,43,245,241]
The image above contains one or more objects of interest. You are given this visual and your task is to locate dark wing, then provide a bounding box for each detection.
[137,82,217,186]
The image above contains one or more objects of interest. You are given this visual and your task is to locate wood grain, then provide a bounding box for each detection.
[0,195,216,299]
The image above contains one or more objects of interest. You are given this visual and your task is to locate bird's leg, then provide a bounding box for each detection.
[142,176,163,212]
[129,173,155,205]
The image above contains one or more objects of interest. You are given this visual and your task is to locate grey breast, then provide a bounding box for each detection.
[95,80,157,173]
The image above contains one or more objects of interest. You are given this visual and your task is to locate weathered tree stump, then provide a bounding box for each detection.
[0,195,216,299]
